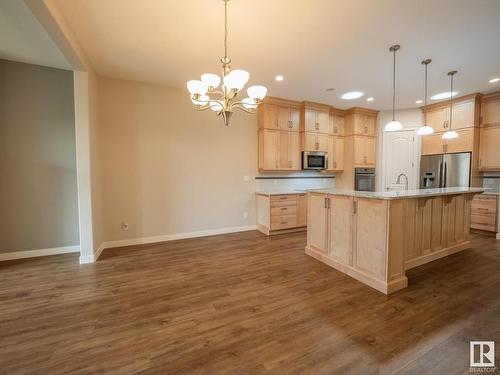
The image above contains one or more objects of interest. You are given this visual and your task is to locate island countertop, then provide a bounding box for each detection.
[306,187,484,200]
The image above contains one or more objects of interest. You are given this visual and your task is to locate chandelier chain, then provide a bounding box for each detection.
[224,0,228,60]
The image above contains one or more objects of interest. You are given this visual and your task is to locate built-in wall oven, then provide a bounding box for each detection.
[302,151,327,170]
[355,168,376,191]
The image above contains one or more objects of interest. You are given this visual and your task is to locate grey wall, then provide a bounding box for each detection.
[0,59,79,253]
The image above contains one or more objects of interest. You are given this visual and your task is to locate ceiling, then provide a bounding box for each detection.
[55,0,500,110]
[0,0,70,70]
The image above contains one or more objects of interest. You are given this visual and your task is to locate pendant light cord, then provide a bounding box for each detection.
[449,73,454,131]
[392,48,396,121]
[424,63,428,107]
[224,0,228,60]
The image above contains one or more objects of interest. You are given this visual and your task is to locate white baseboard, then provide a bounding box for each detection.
[95,224,258,261]
[0,245,80,262]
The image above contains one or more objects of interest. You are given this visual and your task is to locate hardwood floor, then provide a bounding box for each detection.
[0,231,499,374]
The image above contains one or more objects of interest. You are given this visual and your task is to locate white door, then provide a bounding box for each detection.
[382,129,418,190]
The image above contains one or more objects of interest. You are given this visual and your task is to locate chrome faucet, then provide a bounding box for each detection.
[396,173,409,191]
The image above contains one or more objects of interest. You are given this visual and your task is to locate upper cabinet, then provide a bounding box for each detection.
[329,112,345,136]
[425,107,449,132]
[258,99,301,131]
[344,113,377,136]
[301,102,330,134]
[479,92,500,170]
[422,95,478,133]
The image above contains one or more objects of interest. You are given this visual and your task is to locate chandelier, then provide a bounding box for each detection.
[186,0,267,126]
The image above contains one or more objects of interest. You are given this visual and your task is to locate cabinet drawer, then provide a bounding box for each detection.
[271,206,297,216]
[271,215,297,230]
[473,194,498,203]
[471,214,497,232]
[471,203,497,215]
[270,195,297,207]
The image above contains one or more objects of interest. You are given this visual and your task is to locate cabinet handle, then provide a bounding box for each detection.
[334,126,338,133]
[281,207,288,210]
[315,142,319,150]
[479,158,482,167]
[364,156,367,164]
[276,120,279,128]
[315,122,320,130]
[324,197,328,208]
[288,120,293,128]
[353,201,357,214]
[280,221,288,225]
[288,160,292,168]
[364,126,368,134]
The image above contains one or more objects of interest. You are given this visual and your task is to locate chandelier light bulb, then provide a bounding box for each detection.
[223,69,250,91]
[191,94,209,107]
[210,102,223,113]
[384,120,403,132]
[242,97,258,109]
[442,130,459,140]
[187,80,208,95]
[247,85,267,101]
[416,125,434,136]
[201,73,221,90]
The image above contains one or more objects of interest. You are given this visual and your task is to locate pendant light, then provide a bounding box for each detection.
[384,44,403,132]
[442,70,459,140]
[417,59,434,136]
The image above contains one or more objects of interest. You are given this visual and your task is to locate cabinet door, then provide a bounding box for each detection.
[260,130,279,170]
[304,132,317,150]
[317,134,329,152]
[329,196,352,264]
[289,108,300,132]
[354,114,376,135]
[365,137,376,165]
[259,103,279,129]
[481,99,500,126]
[278,131,291,169]
[304,110,317,132]
[329,114,345,135]
[354,137,366,165]
[446,128,474,153]
[308,194,328,253]
[278,106,291,131]
[289,132,301,170]
[297,194,307,227]
[328,136,344,170]
[425,108,448,131]
[317,111,329,134]
[479,126,500,169]
[353,198,387,280]
[452,101,475,130]
[421,132,445,155]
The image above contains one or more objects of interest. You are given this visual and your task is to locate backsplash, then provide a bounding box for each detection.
[255,172,335,192]
[483,172,500,193]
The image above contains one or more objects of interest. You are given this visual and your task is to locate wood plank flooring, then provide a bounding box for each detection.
[0,231,499,374]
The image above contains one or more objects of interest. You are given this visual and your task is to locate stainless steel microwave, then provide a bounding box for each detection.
[302,151,328,170]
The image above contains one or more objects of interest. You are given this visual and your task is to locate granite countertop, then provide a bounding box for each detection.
[306,187,485,200]
[255,190,309,196]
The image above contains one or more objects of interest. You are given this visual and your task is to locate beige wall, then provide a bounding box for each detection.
[0,59,79,253]
[98,76,257,242]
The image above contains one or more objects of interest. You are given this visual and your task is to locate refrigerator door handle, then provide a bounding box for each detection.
[438,161,444,188]
[443,161,447,187]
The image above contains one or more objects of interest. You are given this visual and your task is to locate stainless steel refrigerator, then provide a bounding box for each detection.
[420,152,471,188]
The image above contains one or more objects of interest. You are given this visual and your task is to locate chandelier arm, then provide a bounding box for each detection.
[231,103,255,114]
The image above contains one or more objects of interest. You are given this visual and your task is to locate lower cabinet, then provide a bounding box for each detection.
[256,193,307,235]
[307,193,387,279]
[471,193,498,232]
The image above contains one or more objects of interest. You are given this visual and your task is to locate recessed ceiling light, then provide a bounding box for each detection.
[415,99,423,104]
[275,75,284,82]
[341,91,364,100]
[430,91,458,100]
[366,97,374,102]
[490,77,500,83]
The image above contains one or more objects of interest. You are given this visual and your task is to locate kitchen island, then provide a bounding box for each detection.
[306,187,484,294]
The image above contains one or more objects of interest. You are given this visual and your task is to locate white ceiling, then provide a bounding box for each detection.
[0,0,70,70]
[55,0,500,110]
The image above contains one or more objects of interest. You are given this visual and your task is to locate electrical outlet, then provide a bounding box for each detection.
[243,212,249,219]
[243,175,250,181]
[121,221,129,231]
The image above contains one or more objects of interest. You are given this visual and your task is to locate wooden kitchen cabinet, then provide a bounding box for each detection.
[327,136,344,171]
[446,128,474,153]
[421,132,445,155]
[303,109,329,133]
[471,193,498,232]
[258,103,279,130]
[307,193,328,253]
[329,113,345,135]
[479,125,500,169]
[354,136,376,167]
[256,193,307,235]
[425,107,449,132]
[303,132,328,152]
[278,105,300,131]
[452,100,475,130]
[344,113,376,136]
[258,129,300,171]
[481,95,500,126]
